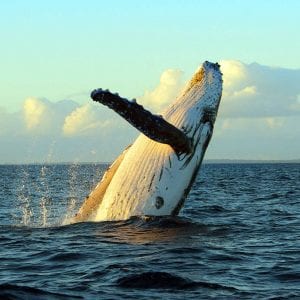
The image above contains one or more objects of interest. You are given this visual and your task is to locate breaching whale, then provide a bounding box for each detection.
[72,61,222,222]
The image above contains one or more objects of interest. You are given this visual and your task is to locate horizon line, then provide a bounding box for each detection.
[1,158,300,166]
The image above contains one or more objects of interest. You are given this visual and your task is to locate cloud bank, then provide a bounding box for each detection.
[0,60,299,163]
[219,60,300,118]
[213,60,300,160]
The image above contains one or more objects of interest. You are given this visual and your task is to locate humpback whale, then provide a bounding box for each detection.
[73,61,222,222]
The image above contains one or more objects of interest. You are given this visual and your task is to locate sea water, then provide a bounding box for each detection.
[0,163,299,299]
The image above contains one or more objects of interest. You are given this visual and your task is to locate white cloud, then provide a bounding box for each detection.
[23,97,53,132]
[219,60,300,118]
[232,85,257,98]
[0,98,136,163]
[209,115,300,160]
[220,60,248,92]
[138,69,184,112]
[215,116,286,136]
[62,104,112,136]
[23,98,46,129]
[21,97,79,135]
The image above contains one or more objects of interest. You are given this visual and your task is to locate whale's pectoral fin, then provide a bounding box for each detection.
[91,89,192,154]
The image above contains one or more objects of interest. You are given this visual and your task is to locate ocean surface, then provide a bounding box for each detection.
[0,163,299,299]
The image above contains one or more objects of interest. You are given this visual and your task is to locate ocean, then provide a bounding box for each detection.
[0,163,299,299]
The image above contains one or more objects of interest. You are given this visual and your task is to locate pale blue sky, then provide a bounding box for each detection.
[1,0,299,111]
[0,0,299,162]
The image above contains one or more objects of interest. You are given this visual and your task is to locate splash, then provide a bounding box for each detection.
[17,172,33,226]
[62,162,80,225]
[13,135,106,228]
[16,141,57,227]
[38,166,51,226]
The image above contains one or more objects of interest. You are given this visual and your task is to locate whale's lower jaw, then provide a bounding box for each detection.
[74,61,222,222]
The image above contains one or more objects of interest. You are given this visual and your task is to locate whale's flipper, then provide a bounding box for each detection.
[71,146,131,223]
[91,89,192,154]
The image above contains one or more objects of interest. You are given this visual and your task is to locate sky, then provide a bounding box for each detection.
[0,0,299,163]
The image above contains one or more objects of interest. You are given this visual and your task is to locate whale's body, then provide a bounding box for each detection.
[73,61,222,222]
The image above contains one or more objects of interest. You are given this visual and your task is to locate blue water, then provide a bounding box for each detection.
[0,163,299,299]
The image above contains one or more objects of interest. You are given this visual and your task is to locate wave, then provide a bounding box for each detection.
[1,215,229,246]
[89,215,226,245]
[0,283,82,300]
[116,271,237,291]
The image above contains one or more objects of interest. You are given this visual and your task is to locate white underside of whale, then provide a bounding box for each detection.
[95,124,211,221]
[73,61,222,222]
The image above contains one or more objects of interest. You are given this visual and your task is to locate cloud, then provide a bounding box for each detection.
[3,95,131,140]
[19,97,128,139]
[62,103,112,136]
[22,97,79,135]
[0,97,137,163]
[210,115,300,160]
[215,117,286,136]
[138,69,184,112]
[232,85,257,98]
[23,98,49,130]
[221,60,248,92]
[219,60,300,118]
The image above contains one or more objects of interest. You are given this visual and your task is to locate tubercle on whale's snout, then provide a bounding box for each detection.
[203,61,220,70]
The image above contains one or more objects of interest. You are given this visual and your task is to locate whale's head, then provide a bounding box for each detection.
[192,61,223,122]
[163,61,223,147]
